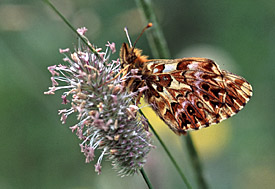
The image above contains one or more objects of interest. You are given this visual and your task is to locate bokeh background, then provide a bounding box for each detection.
[0,0,274,188]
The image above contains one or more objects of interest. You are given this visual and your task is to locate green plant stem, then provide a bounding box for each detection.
[139,110,192,189]
[140,168,153,189]
[185,135,208,189]
[43,0,100,59]
[135,0,208,188]
[135,0,170,59]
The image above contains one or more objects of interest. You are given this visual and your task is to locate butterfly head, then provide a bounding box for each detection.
[120,43,146,68]
[120,23,152,68]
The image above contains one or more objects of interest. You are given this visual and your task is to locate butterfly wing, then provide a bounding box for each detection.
[144,58,252,135]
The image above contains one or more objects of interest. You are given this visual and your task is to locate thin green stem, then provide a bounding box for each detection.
[135,0,170,59]
[139,110,192,189]
[185,135,208,189]
[43,0,101,59]
[140,168,153,189]
[135,0,208,188]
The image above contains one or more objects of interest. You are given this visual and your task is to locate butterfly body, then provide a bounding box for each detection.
[120,42,252,135]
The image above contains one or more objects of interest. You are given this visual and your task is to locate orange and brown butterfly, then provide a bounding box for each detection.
[118,23,252,135]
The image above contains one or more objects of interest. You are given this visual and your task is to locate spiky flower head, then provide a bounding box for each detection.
[44,28,153,176]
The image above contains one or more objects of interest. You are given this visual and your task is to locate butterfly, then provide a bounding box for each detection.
[119,23,252,135]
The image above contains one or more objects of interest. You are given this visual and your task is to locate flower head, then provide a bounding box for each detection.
[45,28,153,176]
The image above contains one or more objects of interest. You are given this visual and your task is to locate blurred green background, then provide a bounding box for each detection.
[0,0,274,188]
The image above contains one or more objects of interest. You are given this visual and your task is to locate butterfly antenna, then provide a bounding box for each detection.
[124,27,133,48]
[132,23,153,52]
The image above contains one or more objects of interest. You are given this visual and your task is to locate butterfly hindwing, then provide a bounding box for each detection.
[144,58,252,134]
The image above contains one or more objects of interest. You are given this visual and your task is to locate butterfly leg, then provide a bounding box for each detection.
[135,91,143,105]
[135,80,146,105]
[99,65,130,87]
